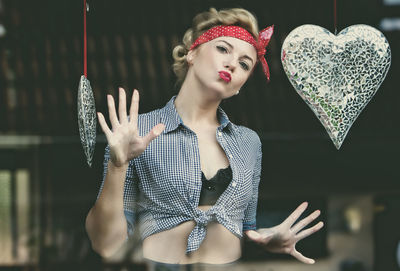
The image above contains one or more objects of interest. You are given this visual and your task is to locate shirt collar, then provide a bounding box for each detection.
[160,95,232,134]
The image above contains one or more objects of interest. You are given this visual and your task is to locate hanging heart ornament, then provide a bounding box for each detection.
[78,75,96,167]
[281,24,391,149]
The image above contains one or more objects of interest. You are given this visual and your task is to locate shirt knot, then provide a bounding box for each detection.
[194,209,209,227]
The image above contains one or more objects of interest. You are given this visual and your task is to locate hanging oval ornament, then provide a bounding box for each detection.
[281,24,391,149]
[78,75,96,167]
[78,0,96,167]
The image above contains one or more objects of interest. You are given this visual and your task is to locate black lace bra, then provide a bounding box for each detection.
[198,165,233,205]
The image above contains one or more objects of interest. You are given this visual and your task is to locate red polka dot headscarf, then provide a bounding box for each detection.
[189,25,274,81]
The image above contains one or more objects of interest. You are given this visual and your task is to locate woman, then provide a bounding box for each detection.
[85,7,324,267]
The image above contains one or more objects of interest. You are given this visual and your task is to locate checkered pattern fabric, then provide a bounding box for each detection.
[98,95,262,254]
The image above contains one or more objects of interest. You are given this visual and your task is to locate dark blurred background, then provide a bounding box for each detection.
[0,0,399,270]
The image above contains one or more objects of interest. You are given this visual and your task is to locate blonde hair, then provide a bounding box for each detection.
[172,8,259,86]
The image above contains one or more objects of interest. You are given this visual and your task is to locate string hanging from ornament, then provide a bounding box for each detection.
[280,0,391,149]
[78,0,97,167]
[334,0,337,34]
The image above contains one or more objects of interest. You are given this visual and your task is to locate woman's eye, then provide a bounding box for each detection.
[216,46,228,53]
[240,62,250,71]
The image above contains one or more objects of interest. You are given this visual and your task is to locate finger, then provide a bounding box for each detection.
[295,221,324,241]
[107,95,120,129]
[245,230,263,243]
[245,230,273,244]
[142,123,165,147]
[118,87,128,124]
[97,112,112,138]
[283,202,308,227]
[291,209,321,234]
[129,89,139,128]
[291,249,315,264]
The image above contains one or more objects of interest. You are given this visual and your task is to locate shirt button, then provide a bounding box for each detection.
[229,154,233,159]
[232,181,237,187]
[218,132,222,136]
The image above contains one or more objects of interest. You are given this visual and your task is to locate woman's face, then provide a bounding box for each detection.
[188,36,257,98]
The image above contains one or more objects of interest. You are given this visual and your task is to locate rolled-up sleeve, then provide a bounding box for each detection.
[242,138,262,231]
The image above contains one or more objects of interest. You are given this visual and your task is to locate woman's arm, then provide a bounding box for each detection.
[242,133,324,264]
[85,88,165,258]
[85,160,129,258]
[243,134,262,231]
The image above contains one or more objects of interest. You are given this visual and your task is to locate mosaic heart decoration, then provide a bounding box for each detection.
[281,24,391,149]
[78,75,97,167]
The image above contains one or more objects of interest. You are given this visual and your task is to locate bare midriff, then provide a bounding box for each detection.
[142,205,241,264]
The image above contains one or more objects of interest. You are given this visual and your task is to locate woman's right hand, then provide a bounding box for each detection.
[97,87,165,168]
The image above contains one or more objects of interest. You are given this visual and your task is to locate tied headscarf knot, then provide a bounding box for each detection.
[256,25,274,81]
[257,48,266,57]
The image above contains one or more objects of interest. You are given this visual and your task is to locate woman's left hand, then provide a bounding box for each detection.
[244,202,324,264]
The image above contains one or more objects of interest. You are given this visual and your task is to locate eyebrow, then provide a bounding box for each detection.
[218,40,255,65]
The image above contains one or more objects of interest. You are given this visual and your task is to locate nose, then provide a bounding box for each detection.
[223,57,236,72]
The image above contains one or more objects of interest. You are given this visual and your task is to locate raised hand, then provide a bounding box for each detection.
[97,87,165,168]
[245,202,324,264]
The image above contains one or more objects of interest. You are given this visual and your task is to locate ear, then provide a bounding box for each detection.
[186,49,197,65]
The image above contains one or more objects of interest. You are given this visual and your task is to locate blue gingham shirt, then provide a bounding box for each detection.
[98,95,262,254]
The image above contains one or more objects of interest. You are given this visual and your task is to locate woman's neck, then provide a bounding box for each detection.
[174,76,221,128]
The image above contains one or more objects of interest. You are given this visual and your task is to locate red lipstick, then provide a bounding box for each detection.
[218,71,231,83]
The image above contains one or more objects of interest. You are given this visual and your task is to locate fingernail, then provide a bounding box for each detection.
[310,259,315,264]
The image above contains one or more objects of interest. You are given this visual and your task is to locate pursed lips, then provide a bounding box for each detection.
[218,71,231,83]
